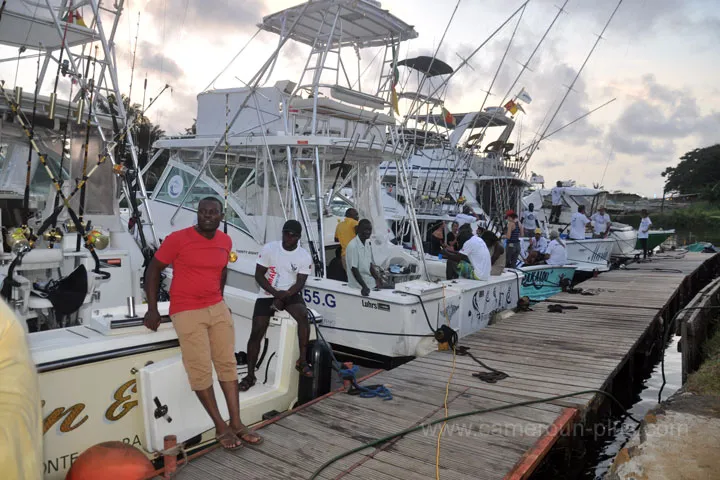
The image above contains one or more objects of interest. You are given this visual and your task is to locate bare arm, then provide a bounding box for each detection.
[220,267,228,296]
[351,267,370,293]
[255,264,284,299]
[286,273,308,297]
[440,248,470,264]
[143,257,169,331]
[145,257,169,314]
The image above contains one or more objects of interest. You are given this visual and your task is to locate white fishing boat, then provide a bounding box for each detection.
[0,2,325,478]
[142,0,522,365]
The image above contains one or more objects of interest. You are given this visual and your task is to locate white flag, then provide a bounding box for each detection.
[517,88,532,104]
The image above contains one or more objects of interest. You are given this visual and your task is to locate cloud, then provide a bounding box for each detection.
[136,42,184,81]
[541,159,564,168]
[145,0,266,34]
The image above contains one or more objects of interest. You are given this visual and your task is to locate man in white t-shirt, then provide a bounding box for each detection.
[441,229,491,281]
[591,206,612,238]
[521,203,540,237]
[544,231,567,266]
[638,209,653,259]
[241,220,314,391]
[454,205,483,229]
[569,205,590,240]
[549,181,564,223]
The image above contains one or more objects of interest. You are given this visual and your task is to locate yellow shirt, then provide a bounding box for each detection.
[335,218,359,257]
[0,300,42,480]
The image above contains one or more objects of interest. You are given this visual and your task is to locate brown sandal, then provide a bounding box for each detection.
[236,425,264,447]
[215,430,243,451]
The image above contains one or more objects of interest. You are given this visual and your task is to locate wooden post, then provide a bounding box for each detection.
[163,435,177,479]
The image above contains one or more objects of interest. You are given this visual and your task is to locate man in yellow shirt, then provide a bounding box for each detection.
[0,299,42,479]
[334,208,359,270]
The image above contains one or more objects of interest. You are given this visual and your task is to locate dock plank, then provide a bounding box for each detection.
[173,252,716,480]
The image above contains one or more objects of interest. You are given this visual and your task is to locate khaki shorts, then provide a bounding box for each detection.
[171,302,237,391]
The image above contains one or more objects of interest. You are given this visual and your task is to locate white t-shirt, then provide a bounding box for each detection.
[256,241,313,298]
[591,212,611,235]
[459,235,491,281]
[530,236,549,254]
[638,217,653,239]
[545,239,567,266]
[521,210,539,232]
[569,212,590,240]
[551,187,563,206]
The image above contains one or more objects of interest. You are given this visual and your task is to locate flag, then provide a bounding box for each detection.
[504,99,518,115]
[517,88,532,104]
[442,106,456,126]
[516,103,526,114]
[391,89,400,115]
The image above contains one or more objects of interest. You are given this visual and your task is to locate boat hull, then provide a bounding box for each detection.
[520,237,613,272]
[520,265,577,302]
[636,230,676,251]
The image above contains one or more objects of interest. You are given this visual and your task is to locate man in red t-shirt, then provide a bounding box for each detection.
[144,197,262,450]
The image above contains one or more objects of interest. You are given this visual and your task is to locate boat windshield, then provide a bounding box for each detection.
[570,192,607,214]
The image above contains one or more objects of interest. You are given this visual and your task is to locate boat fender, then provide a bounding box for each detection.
[297,340,332,406]
[65,441,154,480]
[434,325,458,350]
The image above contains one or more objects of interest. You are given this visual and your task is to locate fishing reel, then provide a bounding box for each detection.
[6,226,33,254]
[86,229,110,250]
[63,218,86,233]
[42,228,64,245]
[228,251,238,263]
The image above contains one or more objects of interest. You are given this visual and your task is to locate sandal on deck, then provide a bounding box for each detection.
[236,425,264,447]
[215,430,243,451]
[295,360,313,378]
[238,375,256,392]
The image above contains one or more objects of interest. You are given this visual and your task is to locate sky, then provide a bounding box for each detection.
[2,0,719,198]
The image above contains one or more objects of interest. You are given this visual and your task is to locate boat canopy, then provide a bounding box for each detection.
[397,56,453,77]
[258,0,418,48]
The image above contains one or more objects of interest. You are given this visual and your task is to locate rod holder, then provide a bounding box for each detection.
[48,92,57,120]
[126,296,136,318]
[75,98,85,124]
[13,87,22,108]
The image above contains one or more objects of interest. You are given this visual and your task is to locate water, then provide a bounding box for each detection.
[615,215,720,246]
[578,335,683,479]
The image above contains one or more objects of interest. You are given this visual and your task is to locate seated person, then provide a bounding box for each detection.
[441,229,491,281]
[544,230,568,266]
[327,246,347,282]
[480,231,505,276]
[346,219,381,296]
[525,228,549,265]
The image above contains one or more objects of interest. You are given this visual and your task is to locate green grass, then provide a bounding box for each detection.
[686,319,720,396]
[652,202,720,230]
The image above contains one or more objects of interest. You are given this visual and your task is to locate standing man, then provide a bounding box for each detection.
[591,206,612,238]
[241,220,314,391]
[346,219,381,296]
[549,181,564,223]
[638,209,653,259]
[144,197,262,450]
[334,208,359,270]
[521,203,540,237]
[569,205,590,240]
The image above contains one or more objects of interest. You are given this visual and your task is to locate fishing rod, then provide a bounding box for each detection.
[518,97,617,169]
[24,46,42,227]
[48,0,73,121]
[77,47,98,252]
[127,12,140,104]
[223,93,229,234]
[0,80,109,279]
[525,0,625,162]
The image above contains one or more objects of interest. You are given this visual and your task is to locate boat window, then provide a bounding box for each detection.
[155,167,248,231]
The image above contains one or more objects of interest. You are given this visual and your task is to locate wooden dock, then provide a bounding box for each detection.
[170,252,719,480]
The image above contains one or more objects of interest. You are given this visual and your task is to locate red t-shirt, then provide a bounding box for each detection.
[154,227,232,315]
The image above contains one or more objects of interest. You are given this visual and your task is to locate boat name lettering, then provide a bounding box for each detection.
[361,300,390,311]
[522,270,550,288]
[42,400,88,434]
[43,435,142,475]
[42,380,139,435]
[303,289,336,308]
[105,379,139,421]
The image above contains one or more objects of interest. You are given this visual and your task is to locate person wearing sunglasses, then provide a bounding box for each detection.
[241,220,314,391]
